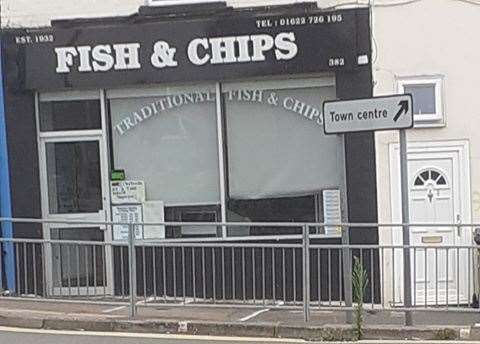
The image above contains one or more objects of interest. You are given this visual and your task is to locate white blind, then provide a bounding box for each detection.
[109,89,220,205]
[226,85,343,199]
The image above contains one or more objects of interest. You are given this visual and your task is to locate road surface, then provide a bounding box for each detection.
[0,326,308,344]
[0,326,476,343]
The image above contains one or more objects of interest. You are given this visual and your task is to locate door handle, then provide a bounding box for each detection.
[456,214,461,236]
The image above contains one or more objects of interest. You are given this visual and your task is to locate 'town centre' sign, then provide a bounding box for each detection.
[322,94,415,322]
[323,94,413,134]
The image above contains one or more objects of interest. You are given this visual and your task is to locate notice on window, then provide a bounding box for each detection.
[110,180,145,204]
[323,189,342,235]
[112,204,143,241]
[143,201,165,239]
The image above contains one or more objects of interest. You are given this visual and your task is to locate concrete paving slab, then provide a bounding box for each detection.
[0,298,124,314]
[133,306,257,322]
[251,308,480,326]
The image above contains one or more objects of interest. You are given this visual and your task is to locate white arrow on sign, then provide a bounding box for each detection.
[323,94,413,134]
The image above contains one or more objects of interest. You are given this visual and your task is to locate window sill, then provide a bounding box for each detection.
[413,121,446,129]
[142,232,343,243]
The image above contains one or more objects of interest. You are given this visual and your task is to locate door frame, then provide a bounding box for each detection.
[35,90,113,296]
[388,139,472,305]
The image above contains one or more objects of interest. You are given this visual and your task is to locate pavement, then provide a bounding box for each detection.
[0,297,479,341]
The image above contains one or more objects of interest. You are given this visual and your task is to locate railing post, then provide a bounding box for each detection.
[302,224,310,322]
[341,225,353,324]
[128,223,137,319]
[42,237,51,297]
[1,220,16,292]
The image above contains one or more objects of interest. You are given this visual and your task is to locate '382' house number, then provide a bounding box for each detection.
[329,57,345,67]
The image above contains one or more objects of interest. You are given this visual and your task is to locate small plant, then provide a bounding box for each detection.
[352,256,368,341]
[472,293,479,308]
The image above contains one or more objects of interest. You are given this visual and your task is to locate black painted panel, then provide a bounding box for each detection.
[21,9,364,91]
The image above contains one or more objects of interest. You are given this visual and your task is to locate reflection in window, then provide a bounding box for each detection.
[51,228,104,287]
[228,196,314,236]
[46,141,102,214]
[403,84,436,115]
[39,100,101,132]
[225,85,341,234]
[109,87,220,205]
[437,176,446,185]
[399,77,443,125]
[108,80,344,238]
[164,205,221,238]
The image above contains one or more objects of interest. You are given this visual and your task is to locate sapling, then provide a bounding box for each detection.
[352,256,368,340]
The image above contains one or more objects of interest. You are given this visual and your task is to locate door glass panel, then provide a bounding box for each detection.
[46,141,102,214]
[39,100,101,132]
[51,228,105,288]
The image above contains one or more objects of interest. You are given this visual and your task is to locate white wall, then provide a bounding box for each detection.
[373,0,480,227]
[0,0,364,28]
[373,0,480,304]
[1,0,140,27]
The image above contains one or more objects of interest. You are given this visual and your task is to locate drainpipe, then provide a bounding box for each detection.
[0,37,16,293]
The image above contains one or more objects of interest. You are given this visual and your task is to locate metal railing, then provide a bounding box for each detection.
[0,218,479,325]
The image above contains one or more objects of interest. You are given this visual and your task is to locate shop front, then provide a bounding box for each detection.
[2,3,377,299]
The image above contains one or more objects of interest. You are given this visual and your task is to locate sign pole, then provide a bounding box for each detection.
[342,223,353,323]
[399,128,413,326]
[322,94,413,324]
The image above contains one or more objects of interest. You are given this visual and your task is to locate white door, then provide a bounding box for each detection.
[390,141,472,306]
[410,158,459,304]
[37,92,112,296]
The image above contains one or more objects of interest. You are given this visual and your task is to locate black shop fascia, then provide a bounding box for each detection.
[2,2,377,245]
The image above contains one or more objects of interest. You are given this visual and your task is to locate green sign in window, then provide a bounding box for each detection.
[110,169,125,181]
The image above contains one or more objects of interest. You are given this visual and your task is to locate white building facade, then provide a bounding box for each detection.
[373,0,480,306]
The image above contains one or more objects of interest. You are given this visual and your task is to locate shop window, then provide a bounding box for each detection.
[39,99,101,132]
[398,76,444,126]
[108,78,343,239]
[224,80,343,235]
[109,85,221,238]
[164,205,221,238]
[228,196,314,236]
[109,85,220,205]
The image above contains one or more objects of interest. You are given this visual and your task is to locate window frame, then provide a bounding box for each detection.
[412,167,449,190]
[107,82,221,208]
[38,90,103,139]
[397,76,444,126]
